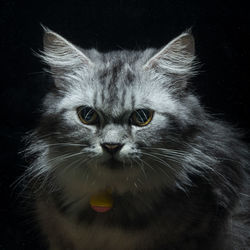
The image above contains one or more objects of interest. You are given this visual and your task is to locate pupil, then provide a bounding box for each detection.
[136,109,149,123]
[82,107,94,121]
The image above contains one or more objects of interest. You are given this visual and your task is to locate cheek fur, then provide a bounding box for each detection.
[119,143,137,158]
[133,114,169,145]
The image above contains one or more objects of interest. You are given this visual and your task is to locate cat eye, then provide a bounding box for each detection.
[130,109,154,127]
[77,106,99,125]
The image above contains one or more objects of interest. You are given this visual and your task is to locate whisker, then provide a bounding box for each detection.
[133,157,147,179]
[146,151,183,164]
[18,150,92,193]
[140,151,178,174]
[135,156,158,174]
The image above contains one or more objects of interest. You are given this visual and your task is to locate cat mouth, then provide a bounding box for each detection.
[104,158,124,170]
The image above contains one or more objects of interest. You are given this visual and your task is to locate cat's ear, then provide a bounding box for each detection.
[144,31,197,87]
[40,26,93,74]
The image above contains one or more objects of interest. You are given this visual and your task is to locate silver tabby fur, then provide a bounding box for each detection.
[23,27,250,249]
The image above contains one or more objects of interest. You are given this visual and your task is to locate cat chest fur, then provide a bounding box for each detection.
[35,183,221,250]
[37,199,151,250]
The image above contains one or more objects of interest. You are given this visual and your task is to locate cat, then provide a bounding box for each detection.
[22,27,250,250]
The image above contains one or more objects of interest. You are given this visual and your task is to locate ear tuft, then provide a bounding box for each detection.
[38,26,93,73]
[144,32,197,79]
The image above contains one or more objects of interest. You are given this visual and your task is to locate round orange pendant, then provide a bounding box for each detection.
[90,189,113,213]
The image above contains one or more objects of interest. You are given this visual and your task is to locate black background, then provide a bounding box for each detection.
[1,0,250,249]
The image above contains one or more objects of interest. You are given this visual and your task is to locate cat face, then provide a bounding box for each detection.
[35,28,202,192]
[51,56,175,166]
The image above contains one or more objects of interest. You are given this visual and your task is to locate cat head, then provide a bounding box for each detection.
[34,27,203,193]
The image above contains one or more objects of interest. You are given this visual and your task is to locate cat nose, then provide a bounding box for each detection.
[101,143,123,154]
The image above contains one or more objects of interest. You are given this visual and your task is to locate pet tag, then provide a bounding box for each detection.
[90,189,113,213]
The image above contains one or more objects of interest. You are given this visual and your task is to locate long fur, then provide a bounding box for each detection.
[22,28,250,250]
